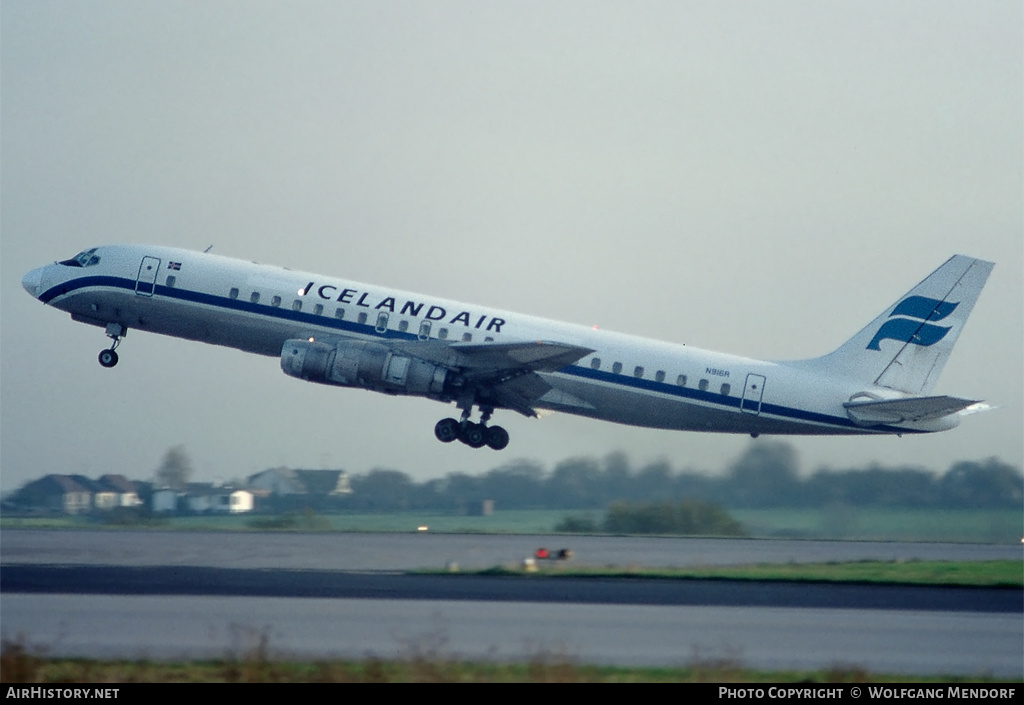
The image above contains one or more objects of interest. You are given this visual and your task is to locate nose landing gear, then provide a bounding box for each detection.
[98,347,119,368]
[98,323,126,368]
[434,405,509,450]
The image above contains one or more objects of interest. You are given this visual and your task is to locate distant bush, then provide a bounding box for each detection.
[603,500,745,536]
[99,507,166,527]
[248,514,298,530]
[554,514,600,533]
[247,509,331,531]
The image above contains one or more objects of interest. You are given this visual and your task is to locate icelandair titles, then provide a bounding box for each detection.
[300,282,505,333]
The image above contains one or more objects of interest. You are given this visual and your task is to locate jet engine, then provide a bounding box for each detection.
[281,338,450,397]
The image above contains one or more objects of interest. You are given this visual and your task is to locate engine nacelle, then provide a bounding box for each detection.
[281,338,449,397]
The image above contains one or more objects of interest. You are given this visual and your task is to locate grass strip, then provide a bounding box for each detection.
[3,651,1016,683]
[437,559,1023,588]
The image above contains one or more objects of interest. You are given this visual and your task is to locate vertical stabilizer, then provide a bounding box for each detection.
[790,255,993,394]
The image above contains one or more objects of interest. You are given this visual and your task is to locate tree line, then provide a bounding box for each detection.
[339,442,1022,513]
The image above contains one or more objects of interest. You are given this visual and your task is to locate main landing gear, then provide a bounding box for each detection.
[434,405,510,450]
[98,324,125,368]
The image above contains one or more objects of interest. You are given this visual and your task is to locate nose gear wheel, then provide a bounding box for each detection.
[98,325,125,368]
[98,348,119,368]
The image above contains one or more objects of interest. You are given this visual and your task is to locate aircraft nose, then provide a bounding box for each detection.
[22,267,44,298]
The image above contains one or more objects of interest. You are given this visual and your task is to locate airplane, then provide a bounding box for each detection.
[22,245,993,450]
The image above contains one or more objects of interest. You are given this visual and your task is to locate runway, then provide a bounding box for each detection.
[2,564,1019,612]
[1,530,1021,676]
[4,594,1020,675]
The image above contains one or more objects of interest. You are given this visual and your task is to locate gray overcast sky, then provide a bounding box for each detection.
[2,1,1021,489]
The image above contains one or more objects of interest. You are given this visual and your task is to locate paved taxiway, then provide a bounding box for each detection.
[2,529,1019,570]
[2,530,1021,676]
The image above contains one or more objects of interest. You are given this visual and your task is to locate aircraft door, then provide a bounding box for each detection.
[135,256,161,296]
[741,373,766,414]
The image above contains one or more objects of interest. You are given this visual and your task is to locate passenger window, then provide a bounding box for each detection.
[633,366,644,378]
[655,370,665,383]
[699,379,709,391]
[335,307,345,319]
[398,320,409,333]
[462,332,472,342]
[314,303,324,315]
[376,313,389,333]
[676,374,687,386]
[418,321,431,340]
[357,312,368,325]
[229,288,239,300]
[292,299,302,311]
[612,362,622,374]
[721,383,731,396]
[271,295,282,308]
[439,328,449,340]
[166,276,176,288]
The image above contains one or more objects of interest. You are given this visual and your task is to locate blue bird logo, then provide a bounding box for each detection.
[866,296,958,351]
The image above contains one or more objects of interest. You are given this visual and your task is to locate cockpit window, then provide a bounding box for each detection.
[58,248,101,267]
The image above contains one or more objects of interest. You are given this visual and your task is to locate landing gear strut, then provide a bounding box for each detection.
[98,324,125,368]
[434,405,510,451]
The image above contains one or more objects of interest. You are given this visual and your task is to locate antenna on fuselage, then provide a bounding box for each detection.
[204,245,213,253]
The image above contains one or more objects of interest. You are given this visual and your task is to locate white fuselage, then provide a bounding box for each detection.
[23,244,959,439]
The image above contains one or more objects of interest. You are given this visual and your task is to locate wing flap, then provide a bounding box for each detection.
[386,339,594,415]
[488,374,554,417]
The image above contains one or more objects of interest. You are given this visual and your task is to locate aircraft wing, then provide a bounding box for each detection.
[389,339,595,416]
[843,395,981,425]
[389,339,591,373]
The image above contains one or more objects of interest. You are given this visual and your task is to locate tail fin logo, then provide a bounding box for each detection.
[866,296,959,351]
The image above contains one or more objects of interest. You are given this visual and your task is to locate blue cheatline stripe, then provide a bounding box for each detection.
[559,366,919,433]
[40,276,128,304]
[41,275,425,342]
[41,276,923,434]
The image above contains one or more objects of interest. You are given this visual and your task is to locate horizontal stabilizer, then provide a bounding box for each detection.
[844,395,980,425]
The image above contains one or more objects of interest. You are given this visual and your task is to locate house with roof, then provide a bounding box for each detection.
[91,474,143,510]
[178,483,253,514]
[248,468,352,496]
[10,475,93,514]
[246,468,352,511]
[152,488,179,513]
